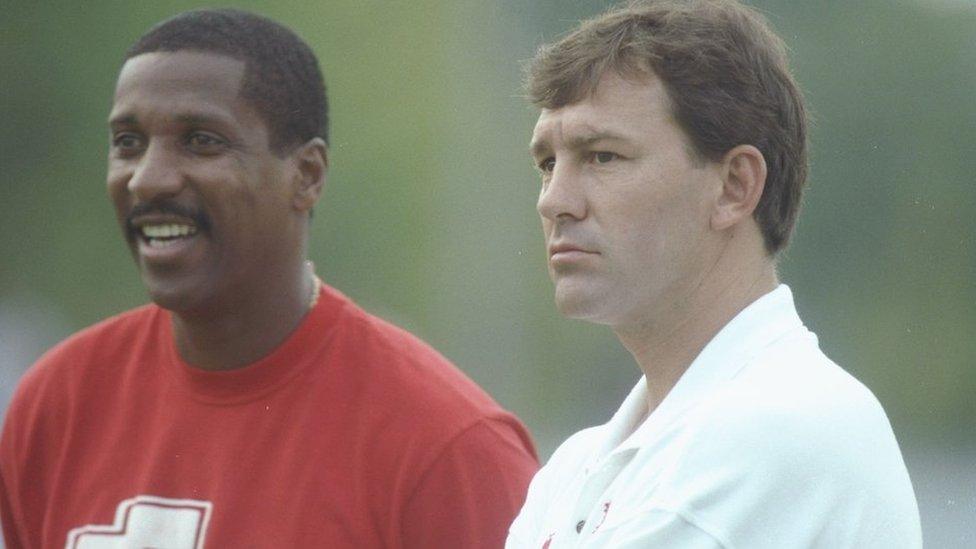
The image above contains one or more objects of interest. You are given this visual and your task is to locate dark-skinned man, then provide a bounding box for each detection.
[0,9,537,548]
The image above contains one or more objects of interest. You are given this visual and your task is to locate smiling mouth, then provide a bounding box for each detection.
[138,223,199,248]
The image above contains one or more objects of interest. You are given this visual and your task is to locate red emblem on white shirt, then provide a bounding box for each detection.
[592,501,611,533]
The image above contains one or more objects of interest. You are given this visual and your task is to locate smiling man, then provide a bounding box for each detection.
[507,1,921,547]
[0,9,537,548]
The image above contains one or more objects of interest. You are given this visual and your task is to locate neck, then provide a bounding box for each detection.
[614,241,778,416]
[170,261,318,371]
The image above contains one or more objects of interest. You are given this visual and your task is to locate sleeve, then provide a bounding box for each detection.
[0,351,70,549]
[624,384,922,549]
[1,467,25,549]
[401,417,539,549]
[1,397,31,549]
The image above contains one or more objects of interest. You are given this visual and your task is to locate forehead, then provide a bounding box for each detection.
[530,71,676,152]
[110,51,249,122]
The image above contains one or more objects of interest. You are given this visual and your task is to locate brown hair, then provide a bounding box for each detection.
[527,0,808,254]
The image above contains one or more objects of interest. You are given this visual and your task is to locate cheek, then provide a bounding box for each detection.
[106,171,131,220]
[106,160,123,190]
[220,184,287,250]
[613,190,696,260]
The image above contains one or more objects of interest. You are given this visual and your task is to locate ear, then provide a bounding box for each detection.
[711,144,767,231]
[290,137,328,212]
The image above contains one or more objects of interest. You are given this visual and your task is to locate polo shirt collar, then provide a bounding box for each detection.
[602,284,805,457]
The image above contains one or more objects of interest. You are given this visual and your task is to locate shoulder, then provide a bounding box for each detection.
[333,297,514,426]
[683,336,902,484]
[14,305,157,381]
[325,292,537,471]
[16,305,158,385]
[655,335,920,543]
[1,306,161,463]
[713,334,895,454]
[3,306,160,425]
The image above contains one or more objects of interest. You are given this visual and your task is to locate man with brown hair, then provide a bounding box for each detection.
[507,1,921,547]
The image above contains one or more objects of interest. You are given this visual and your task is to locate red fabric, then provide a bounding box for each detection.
[0,284,538,548]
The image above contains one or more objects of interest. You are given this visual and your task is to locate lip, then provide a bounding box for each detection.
[137,232,203,265]
[127,212,204,234]
[548,242,599,263]
[126,200,211,237]
[127,213,207,267]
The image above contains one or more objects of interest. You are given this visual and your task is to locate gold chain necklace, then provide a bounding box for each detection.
[307,261,322,311]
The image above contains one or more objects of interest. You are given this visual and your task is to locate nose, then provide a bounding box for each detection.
[126,141,185,202]
[537,160,587,222]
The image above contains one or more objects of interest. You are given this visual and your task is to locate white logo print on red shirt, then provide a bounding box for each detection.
[65,495,212,549]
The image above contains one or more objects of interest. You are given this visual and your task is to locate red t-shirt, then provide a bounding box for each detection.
[0,283,538,548]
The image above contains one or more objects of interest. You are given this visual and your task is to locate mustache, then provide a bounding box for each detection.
[125,201,211,233]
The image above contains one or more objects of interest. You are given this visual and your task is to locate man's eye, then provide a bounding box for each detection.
[538,158,556,173]
[112,133,143,150]
[594,151,618,164]
[187,133,224,148]
[187,133,220,146]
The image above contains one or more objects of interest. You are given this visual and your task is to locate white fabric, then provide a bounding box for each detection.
[508,285,921,548]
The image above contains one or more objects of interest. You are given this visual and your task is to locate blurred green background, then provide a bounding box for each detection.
[1,0,973,545]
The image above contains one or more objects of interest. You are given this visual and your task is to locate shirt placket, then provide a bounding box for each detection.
[566,450,635,547]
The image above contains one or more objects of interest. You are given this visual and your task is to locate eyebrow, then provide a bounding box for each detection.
[107,113,137,128]
[107,111,231,128]
[530,129,631,157]
[176,112,231,126]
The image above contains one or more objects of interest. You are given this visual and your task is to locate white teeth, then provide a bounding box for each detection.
[147,238,180,248]
[141,224,197,239]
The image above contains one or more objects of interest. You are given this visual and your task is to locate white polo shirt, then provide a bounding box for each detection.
[507,285,921,548]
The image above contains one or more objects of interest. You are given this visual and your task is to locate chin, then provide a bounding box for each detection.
[146,286,192,313]
[141,273,210,315]
[553,288,612,324]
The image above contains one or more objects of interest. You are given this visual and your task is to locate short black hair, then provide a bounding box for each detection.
[125,8,328,153]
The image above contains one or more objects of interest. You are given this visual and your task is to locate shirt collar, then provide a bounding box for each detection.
[601,284,805,456]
